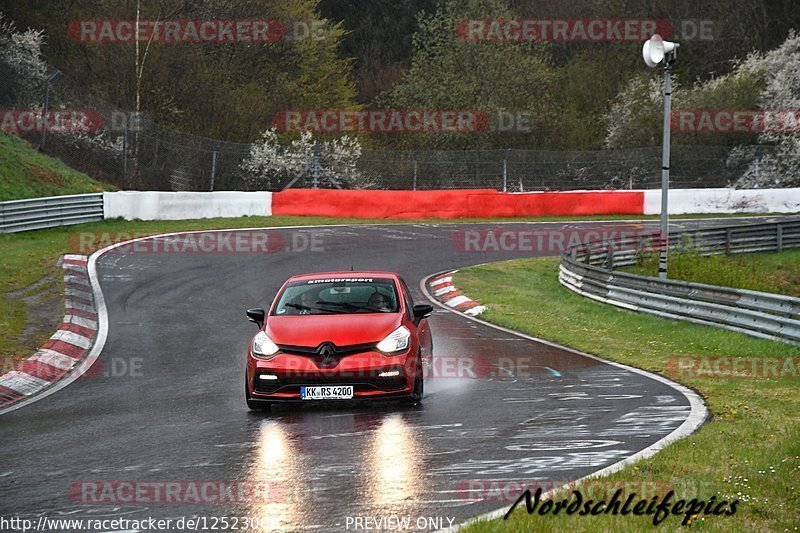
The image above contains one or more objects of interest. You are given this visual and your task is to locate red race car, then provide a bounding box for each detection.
[244,271,433,410]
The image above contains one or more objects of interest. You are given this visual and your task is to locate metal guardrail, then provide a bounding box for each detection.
[0,194,104,233]
[559,220,800,345]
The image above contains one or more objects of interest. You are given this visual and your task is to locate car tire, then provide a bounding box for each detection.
[245,373,272,411]
[409,354,424,405]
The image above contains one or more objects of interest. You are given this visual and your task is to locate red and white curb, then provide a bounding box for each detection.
[0,255,98,407]
[427,271,487,317]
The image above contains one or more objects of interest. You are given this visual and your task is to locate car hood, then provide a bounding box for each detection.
[265,313,403,347]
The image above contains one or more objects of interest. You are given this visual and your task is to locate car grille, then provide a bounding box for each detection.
[276,342,377,357]
[275,341,378,367]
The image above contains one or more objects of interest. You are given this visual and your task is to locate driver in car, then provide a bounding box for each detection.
[295,290,318,314]
[367,292,391,312]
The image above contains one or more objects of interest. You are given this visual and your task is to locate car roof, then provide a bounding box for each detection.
[287,271,401,282]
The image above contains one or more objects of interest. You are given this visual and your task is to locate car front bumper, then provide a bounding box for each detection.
[247,350,417,400]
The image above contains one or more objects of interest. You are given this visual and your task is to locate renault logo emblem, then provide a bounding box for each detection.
[317,343,336,360]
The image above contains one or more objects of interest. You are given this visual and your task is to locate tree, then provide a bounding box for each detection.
[241,128,366,189]
[604,63,762,148]
[378,0,561,150]
[2,0,357,142]
[732,32,800,188]
[317,0,437,103]
[0,11,46,107]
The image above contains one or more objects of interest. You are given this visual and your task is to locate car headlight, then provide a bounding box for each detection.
[376,326,411,355]
[252,331,279,359]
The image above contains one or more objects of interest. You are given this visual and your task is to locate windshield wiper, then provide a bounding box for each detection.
[284,303,347,314]
[318,301,389,312]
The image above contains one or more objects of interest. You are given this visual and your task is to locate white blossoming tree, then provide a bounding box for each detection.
[1,12,126,160]
[732,32,800,188]
[0,11,46,107]
[604,75,674,149]
[241,129,369,190]
[606,32,800,188]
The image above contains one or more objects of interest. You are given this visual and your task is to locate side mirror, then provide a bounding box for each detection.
[246,308,265,328]
[413,304,433,321]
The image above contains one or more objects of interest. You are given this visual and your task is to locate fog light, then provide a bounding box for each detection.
[258,374,278,380]
[378,370,401,378]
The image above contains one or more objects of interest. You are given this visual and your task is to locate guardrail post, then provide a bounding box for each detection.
[777,224,783,252]
[636,236,644,264]
[725,228,732,254]
[570,248,577,262]
[607,243,614,270]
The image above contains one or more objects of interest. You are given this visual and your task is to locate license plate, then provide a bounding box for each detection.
[301,385,354,400]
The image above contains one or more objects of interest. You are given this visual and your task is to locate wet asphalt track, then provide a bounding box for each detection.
[1,217,791,532]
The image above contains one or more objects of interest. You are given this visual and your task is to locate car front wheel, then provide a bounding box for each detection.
[409,354,424,404]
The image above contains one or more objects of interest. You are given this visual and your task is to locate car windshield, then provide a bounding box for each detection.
[272,277,400,315]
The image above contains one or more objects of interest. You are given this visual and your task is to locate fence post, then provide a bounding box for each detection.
[209,142,218,192]
[777,224,783,252]
[311,141,321,189]
[122,114,128,189]
[502,148,509,192]
[39,70,61,149]
[413,158,418,191]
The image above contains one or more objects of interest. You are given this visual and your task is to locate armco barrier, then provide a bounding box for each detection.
[103,191,272,220]
[3,188,799,230]
[559,220,800,345]
[271,189,644,219]
[0,194,104,233]
[644,187,800,215]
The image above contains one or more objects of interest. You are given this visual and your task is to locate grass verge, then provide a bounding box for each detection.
[455,258,800,532]
[0,133,114,200]
[626,248,800,297]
